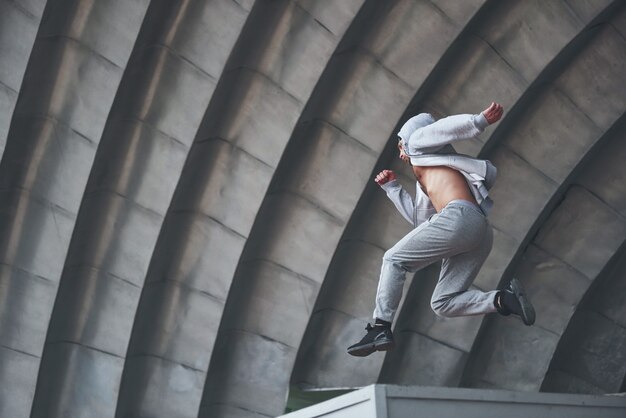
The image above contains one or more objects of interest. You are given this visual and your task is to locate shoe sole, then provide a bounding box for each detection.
[347,339,395,357]
[510,278,536,326]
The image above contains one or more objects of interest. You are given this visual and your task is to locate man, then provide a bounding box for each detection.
[347,102,535,357]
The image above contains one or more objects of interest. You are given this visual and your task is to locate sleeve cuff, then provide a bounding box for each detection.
[474,113,489,130]
[380,179,400,191]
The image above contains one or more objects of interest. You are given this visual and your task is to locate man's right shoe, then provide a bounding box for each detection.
[496,278,536,326]
[347,323,394,357]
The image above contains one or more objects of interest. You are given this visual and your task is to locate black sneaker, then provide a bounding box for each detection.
[347,323,394,357]
[496,278,536,326]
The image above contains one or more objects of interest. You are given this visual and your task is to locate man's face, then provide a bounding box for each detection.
[398,140,409,163]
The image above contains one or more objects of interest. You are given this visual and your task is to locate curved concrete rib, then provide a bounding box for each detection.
[292,0,616,390]
[380,0,622,388]
[198,1,504,415]
[436,0,616,156]
[0,1,149,417]
[0,2,623,417]
[113,1,362,417]
[28,1,251,417]
[471,115,626,391]
[538,47,626,396]
[291,0,488,390]
[543,241,626,393]
[0,0,46,156]
[461,17,626,389]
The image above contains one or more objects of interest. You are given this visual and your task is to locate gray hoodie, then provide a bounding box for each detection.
[381,112,497,227]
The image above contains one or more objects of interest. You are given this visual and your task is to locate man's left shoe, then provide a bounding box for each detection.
[496,278,536,326]
[347,323,394,357]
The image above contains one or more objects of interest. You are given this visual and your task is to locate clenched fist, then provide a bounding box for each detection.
[375,169,396,186]
[482,102,504,124]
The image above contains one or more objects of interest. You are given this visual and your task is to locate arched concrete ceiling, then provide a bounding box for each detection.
[0,1,624,417]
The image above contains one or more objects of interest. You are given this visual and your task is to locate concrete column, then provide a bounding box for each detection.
[0,1,150,417]
[114,1,363,417]
[463,10,626,390]
[29,1,251,417]
[0,0,46,156]
[292,0,488,390]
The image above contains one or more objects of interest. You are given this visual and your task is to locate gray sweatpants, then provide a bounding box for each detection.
[374,199,498,322]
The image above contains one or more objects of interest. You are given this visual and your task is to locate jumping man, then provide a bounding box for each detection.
[347,102,535,357]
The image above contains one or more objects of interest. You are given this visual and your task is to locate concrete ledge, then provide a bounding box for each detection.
[279,385,626,418]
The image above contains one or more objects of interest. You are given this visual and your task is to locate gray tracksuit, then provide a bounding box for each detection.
[373,113,499,322]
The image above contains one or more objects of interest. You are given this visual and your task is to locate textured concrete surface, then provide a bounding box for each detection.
[464,99,626,391]
[0,1,151,416]
[542,126,626,395]
[0,0,625,417]
[292,0,488,391]
[0,0,46,156]
[31,1,249,417]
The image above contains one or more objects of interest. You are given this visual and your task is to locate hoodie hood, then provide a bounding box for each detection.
[397,113,435,150]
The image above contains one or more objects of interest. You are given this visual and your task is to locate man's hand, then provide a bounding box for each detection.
[375,170,396,186]
[482,102,504,124]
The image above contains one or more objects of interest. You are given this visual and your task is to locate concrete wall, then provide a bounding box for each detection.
[0,0,624,417]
